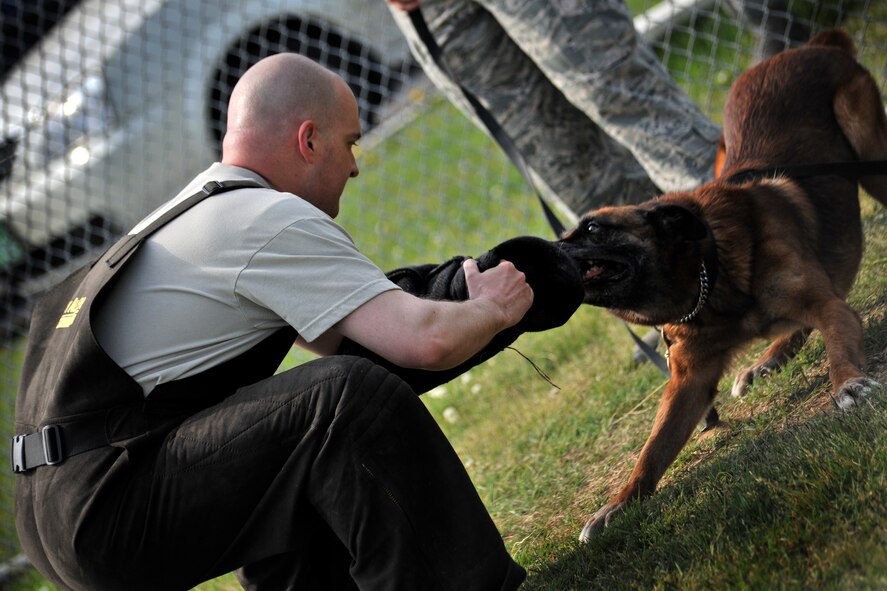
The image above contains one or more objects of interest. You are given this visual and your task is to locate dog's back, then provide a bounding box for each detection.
[805,28,856,53]
[722,30,863,171]
[721,29,887,208]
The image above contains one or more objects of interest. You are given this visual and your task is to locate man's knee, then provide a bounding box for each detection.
[165,356,409,469]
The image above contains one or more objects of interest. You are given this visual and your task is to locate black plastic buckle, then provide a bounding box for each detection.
[41,424,64,466]
[11,434,25,473]
[202,180,224,195]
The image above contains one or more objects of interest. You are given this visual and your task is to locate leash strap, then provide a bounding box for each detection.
[407,8,675,373]
[407,8,566,236]
[725,159,887,184]
[623,321,670,377]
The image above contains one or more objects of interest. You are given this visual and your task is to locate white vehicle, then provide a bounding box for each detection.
[0,0,413,337]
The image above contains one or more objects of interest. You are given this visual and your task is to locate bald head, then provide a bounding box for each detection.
[221,53,362,216]
[225,53,341,142]
[220,54,361,212]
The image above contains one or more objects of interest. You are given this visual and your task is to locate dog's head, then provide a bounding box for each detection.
[558,198,714,326]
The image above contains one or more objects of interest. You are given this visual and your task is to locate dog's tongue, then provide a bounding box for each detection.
[585,265,605,280]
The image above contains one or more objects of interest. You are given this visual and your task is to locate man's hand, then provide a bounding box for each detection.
[385,0,422,11]
[463,258,533,330]
[329,259,532,371]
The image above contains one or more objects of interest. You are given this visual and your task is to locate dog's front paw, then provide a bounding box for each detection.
[578,502,626,543]
[834,376,880,410]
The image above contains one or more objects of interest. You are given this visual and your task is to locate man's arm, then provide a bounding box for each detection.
[301,258,533,370]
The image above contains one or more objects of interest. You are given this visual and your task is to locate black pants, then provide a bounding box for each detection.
[17,356,525,590]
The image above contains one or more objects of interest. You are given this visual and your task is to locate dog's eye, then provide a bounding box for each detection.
[586,221,600,234]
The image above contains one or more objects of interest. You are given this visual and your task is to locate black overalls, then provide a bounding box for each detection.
[12,181,526,591]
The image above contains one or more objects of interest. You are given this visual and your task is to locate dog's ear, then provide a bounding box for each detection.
[646,204,708,242]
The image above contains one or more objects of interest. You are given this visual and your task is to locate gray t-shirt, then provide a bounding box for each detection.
[93,163,399,395]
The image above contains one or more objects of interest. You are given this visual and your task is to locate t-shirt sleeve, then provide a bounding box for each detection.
[235,216,400,342]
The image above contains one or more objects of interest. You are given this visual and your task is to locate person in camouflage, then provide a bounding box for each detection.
[385,0,721,222]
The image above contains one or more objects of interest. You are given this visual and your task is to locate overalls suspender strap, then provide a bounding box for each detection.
[11,180,263,473]
[103,180,261,268]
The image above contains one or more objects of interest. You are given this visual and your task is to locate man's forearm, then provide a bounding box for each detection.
[335,290,512,371]
[405,298,510,370]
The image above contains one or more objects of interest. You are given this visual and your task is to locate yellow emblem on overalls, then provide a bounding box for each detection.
[56,297,87,329]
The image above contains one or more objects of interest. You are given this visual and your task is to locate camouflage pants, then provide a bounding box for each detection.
[388,0,721,220]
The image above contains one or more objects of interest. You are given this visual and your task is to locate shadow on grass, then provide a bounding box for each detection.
[523,312,887,591]
[524,390,886,591]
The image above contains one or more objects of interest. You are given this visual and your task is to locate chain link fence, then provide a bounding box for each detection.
[0,0,884,584]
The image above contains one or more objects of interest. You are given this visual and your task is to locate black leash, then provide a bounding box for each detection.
[407,8,566,237]
[724,159,887,184]
[623,321,670,377]
[407,7,668,374]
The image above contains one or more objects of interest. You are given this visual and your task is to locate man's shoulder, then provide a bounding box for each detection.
[212,187,335,236]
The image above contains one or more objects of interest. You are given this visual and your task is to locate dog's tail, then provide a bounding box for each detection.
[807,29,856,56]
[826,27,887,208]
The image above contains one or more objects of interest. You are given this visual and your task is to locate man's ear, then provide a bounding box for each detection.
[297,120,317,162]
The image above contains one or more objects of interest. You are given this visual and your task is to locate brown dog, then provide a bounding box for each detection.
[559,29,887,541]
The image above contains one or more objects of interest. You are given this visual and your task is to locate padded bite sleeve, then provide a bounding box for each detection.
[336,236,583,393]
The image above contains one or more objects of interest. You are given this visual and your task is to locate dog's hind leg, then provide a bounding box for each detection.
[834,70,887,206]
[731,328,811,397]
[808,294,880,409]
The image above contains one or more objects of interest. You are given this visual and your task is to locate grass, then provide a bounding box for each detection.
[455,199,887,591]
[187,196,885,591]
[131,199,886,591]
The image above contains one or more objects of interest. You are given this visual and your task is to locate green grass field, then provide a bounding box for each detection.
[10,194,884,591]
[186,197,887,591]
[194,203,887,591]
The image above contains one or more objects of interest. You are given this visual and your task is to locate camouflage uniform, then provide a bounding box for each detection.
[388,0,722,221]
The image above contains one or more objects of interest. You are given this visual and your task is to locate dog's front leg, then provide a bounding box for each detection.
[579,342,729,542]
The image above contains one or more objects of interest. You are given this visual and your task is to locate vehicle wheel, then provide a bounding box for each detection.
[207,14,406,155]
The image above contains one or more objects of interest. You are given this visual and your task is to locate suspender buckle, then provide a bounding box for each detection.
[41,424,64,466]
[10,424,65,473]
[11,435,25,473]
[202,180,224,195]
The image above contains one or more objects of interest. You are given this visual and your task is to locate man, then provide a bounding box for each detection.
[13,53,581,590]
[385,0,722,222]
